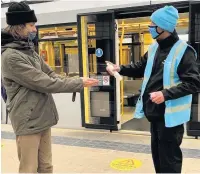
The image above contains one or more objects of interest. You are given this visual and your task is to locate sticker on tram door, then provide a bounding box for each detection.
[103,76,110,86]
[95,48,103,58]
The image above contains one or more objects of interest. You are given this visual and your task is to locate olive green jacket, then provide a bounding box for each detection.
[1,33,83,135]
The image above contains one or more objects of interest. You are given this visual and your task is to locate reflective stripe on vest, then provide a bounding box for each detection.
[170,41,186,87]
[165,103,191,113]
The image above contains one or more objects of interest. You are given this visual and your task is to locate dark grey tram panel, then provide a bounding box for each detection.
[187,1,200,138]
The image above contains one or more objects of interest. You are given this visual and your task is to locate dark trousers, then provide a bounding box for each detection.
[150,122,184,173]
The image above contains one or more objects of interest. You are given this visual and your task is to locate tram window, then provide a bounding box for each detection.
[38,24,79,77]
[38,40,79,77]
[38,25,77,40]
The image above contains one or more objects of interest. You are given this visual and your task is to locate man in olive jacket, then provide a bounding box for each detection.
[1,2,98,173]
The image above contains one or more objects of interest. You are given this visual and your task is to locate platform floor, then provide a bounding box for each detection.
[1,124,200,173]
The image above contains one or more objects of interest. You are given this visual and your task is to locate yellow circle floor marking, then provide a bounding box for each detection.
[110,158,142,171]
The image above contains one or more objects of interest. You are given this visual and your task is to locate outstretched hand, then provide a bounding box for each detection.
[82,78,99,87]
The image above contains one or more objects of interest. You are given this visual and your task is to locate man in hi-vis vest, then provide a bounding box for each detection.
[107,6,200,173]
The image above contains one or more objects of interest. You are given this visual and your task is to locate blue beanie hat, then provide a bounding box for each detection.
[150,6,179,33]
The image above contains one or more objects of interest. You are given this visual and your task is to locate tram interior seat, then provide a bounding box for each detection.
[123,79,142,106]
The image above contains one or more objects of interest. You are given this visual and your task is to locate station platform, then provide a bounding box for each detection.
[1,124,200,173]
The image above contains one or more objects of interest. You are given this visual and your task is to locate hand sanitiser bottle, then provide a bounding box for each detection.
[106,61,122,81]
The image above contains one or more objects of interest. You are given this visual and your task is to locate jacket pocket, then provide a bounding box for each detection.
[28,94,44,119]
[27,97,40,121]
[26,93,48,128]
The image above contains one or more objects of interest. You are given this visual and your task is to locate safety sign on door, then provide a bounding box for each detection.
[103,76,110,86]
[95,48,103,58]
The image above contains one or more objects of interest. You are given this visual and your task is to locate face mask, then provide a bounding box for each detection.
[28,32,37,41]
[148,26,163,39]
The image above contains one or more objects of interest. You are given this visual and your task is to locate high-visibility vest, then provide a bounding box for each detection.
[134,39,197,127]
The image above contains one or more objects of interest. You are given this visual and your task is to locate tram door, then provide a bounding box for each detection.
[187,1,200,138]
[77,11,121,131]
